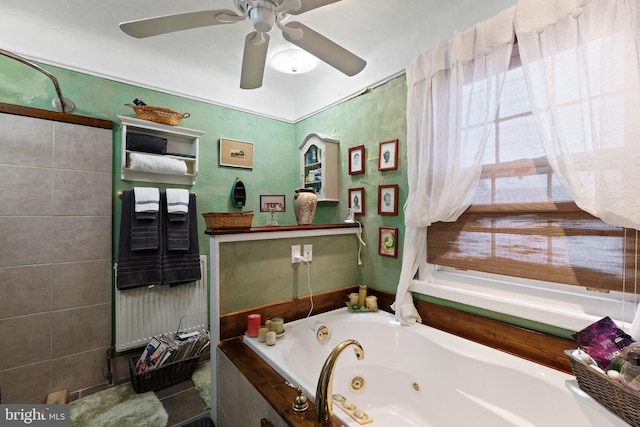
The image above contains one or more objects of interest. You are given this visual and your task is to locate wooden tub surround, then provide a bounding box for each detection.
[218,287,576,426]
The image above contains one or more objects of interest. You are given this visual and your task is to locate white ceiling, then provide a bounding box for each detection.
[0,0,516,123]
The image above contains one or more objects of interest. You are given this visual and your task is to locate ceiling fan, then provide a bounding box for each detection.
[120,0,367,89]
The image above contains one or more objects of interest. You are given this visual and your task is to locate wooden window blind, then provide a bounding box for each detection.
[426,46,639,294]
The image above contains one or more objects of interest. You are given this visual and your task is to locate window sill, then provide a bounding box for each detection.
[411,266,637,333]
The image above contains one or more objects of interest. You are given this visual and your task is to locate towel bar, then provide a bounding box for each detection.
[117,190,197,199]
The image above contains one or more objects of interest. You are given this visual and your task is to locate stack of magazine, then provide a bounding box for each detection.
[134,328,210,374]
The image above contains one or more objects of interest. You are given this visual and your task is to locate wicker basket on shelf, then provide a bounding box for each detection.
[202,211,254,230]
[565,349,640,426]
[125,103,190,126]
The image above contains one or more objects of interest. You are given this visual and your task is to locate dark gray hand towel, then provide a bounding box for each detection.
[166,212,189,251]
[162,192,201,286]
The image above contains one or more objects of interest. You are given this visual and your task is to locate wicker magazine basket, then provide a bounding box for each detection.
[129,355,199,393]
[202,211,254,230]
[565,349,640,426]
[126,103,190,126]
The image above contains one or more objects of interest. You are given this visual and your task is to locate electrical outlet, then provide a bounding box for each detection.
[303,244,313,262]
[291,245,301,263]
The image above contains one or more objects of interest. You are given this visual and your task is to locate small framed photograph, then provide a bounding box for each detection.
[220,138,254,169]
[260,195,286,212]
[378,139,398,171]
[378,184,399,216]
[348,187,365,215]
[348,145,365,175]
[379,227,398,258]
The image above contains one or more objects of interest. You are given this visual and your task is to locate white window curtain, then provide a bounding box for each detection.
[515,0,640,229]
[514,0,640,336]
[393,7,515,324]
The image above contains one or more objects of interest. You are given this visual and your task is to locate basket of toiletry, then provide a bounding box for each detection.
[565,316,640,426]
[202,211,254,230]
[129,330,210,393]
[126,103,190,126]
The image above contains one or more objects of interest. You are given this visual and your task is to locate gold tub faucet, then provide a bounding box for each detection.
[315,339,364,426]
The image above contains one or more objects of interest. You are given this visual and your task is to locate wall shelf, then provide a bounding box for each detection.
[299,133,339,202]
[117,115,204,186]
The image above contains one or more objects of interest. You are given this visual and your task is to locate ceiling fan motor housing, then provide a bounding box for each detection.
[248,1,277,32]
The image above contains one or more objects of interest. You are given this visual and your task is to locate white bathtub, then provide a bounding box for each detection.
[243,308,628,427]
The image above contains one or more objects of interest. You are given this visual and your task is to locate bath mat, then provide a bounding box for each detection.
[191,361,211,409]
[69,382,168,427]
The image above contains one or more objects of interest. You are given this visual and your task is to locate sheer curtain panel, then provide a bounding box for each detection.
[515,0,640,337]
[394,7,515,324]
[515,0,640,230]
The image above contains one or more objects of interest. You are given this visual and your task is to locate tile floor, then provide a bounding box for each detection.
[155,377,211,427]
[68,373,211,427]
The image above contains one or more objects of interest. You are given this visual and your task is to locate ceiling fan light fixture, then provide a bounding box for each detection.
[270,48,318,74]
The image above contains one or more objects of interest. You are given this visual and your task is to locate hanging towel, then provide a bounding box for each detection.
[162,192,201,286]
[166,191,190,251]
[134,187,160,216]
[166,188,190,215]
[117,190,163,290]
[130,188,160,250]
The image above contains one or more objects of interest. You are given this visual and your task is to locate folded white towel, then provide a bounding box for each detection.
[134,187,160,213]
[129,152,188,175]
[166,188,190,214]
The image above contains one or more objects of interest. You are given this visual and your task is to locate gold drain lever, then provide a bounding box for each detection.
[285,381,309,412]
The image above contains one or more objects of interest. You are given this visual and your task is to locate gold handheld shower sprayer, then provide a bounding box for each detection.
[0,47,75,113]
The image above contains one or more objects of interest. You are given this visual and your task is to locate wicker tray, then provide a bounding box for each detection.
[202,211,253,230]
[126,103,190,126]
[129,355,199,394]
[565,349,640,426]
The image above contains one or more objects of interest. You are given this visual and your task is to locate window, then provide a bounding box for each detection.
[420,45,639,329]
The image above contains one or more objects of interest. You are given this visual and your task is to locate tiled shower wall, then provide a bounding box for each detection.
[0,112,113,403]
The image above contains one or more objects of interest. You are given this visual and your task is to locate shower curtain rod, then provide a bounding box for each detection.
[0,48,75,113]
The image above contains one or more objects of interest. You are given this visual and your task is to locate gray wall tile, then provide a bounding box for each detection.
[52,216,111,263]
[0,313,52,371]
[0,265,52,319]
[51,304,111,358]
[0,114,53,167]
[53,260,111,310]
[0,217,53,267]
[0,361,52,404]
[0,166,53,216]
[54,123,112,173]
[53,170,112,216]
[52,347,111,394]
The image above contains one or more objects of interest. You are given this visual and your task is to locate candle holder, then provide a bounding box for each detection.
[266,207,279,226]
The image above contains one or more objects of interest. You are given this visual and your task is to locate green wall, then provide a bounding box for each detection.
[219,234,361,314]
[0,55,574,339]
[0,56,408,312]
[296,77,407,294]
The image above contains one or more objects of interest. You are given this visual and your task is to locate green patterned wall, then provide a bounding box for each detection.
[0,56,408,311]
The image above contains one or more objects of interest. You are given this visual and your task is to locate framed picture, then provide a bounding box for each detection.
[348,187,365,215]
[348,145,365,175]
[220,138,254,169]
[379,227,398,258]
[260,195,286,212]
[378,139,398,171]
[378,184,399,216]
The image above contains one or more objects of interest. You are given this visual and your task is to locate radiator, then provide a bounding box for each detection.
[115,255,208,352]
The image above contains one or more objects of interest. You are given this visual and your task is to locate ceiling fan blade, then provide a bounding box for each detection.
[287,0,341,15]
[282,22,366,76]
[240,32,270,89]
[120,10,244,38]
